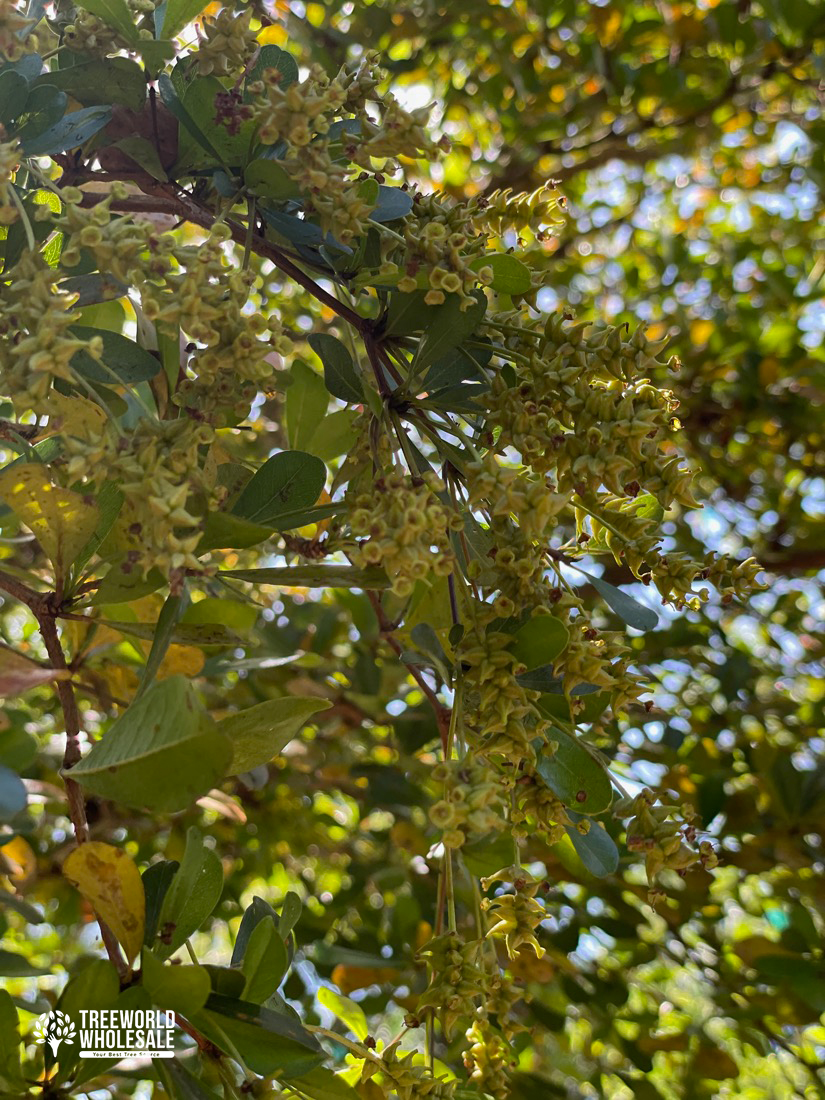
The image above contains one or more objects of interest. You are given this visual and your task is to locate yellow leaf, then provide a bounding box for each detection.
[1,835,37,885]
[0,466,99,580]
[156,644,205,679]
[593,7,622,45]
[258,23,287,44]
[63,842,145,964]
[0,644,69,699]
[43,392,107,440]
[330,964,398,994]
[690,319,714,346]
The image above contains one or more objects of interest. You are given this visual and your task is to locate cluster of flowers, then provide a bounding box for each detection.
[193,5,259,76]
[251,53,441,244]
[428,758,509,849]
[1,185,287,572]
[63,0,157,55]
[615,788,719,902]
[0,17,768,1098]
[348,471,460,597]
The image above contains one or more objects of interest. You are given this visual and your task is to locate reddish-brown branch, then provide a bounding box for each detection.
[36,612,130,978]
[0,569,44,608]
[75,178,370,335]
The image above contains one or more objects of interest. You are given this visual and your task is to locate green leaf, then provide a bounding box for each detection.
[71,986,152,1086]
[232,450,326,526]
[61,272,128,307]
[308,334,364,404]
[155,1057,221,1100]
[135,39,177,74]
[21,105,112,155]
[241,918,288,1002]
[508,615,569,671]
[537,688,611,727]
[231,896,279,967]
[142,951,211,1016]
[383,290,432,337]
[200,501,338,552]
[278,891,302,939]
[68,325,161,385]
[305,410,359,461]
[191,994,323,1078]
[0,889,44,924]
[176,74,257,170]
[142,859,179,947]
[245,158,301,201]
[88,564,166,605]
[32,58,146,111]
[13,84,66,143]
[54,959,121,1080]
[157,73,226,166]
[0,71,28,127]
[290,1065,363,1100]
[462,831,517,878]
[0,767,26,821]
[182,597,257,631]
[246,45,299,97]
[471,253,533,294]
[161,0,209,37]
[563,818,620,877]
[198,511,274,553]
[136,585,189,697]
[409,622,451,680]
[219,697,332,774]
[222,565,390,589]
[753,955,825,1013]
[110,136,168,180]
[533,725,613,814]
[420,344,490,393]
[156,827,224,959]
[0,948,49,977]
[317,986,368,1041]
[579,571,659,631]
[417,290,487,369]
[515,668,600,694]
[74,0,141,44]
[205,965,246,997]
[262,207,326,247]
[71,677,233,812]
[101,619,242,646]
[59,959,120,1020]
[0,990,25,1091]
[267,502,340,530]
[370,186,413,223]
[287,360,330,450]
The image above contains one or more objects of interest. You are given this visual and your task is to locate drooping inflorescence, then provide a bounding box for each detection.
[0,7,767,1098]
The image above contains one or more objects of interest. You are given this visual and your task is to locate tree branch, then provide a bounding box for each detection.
[36,610,129,979]
[75,179,371,335]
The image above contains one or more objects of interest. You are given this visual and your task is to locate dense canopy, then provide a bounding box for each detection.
[0,3,823,1099]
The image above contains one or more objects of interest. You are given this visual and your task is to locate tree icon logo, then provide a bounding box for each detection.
[33,1010,77,1057]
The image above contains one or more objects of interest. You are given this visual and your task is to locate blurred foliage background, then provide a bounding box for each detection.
[2,2,825,1098]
